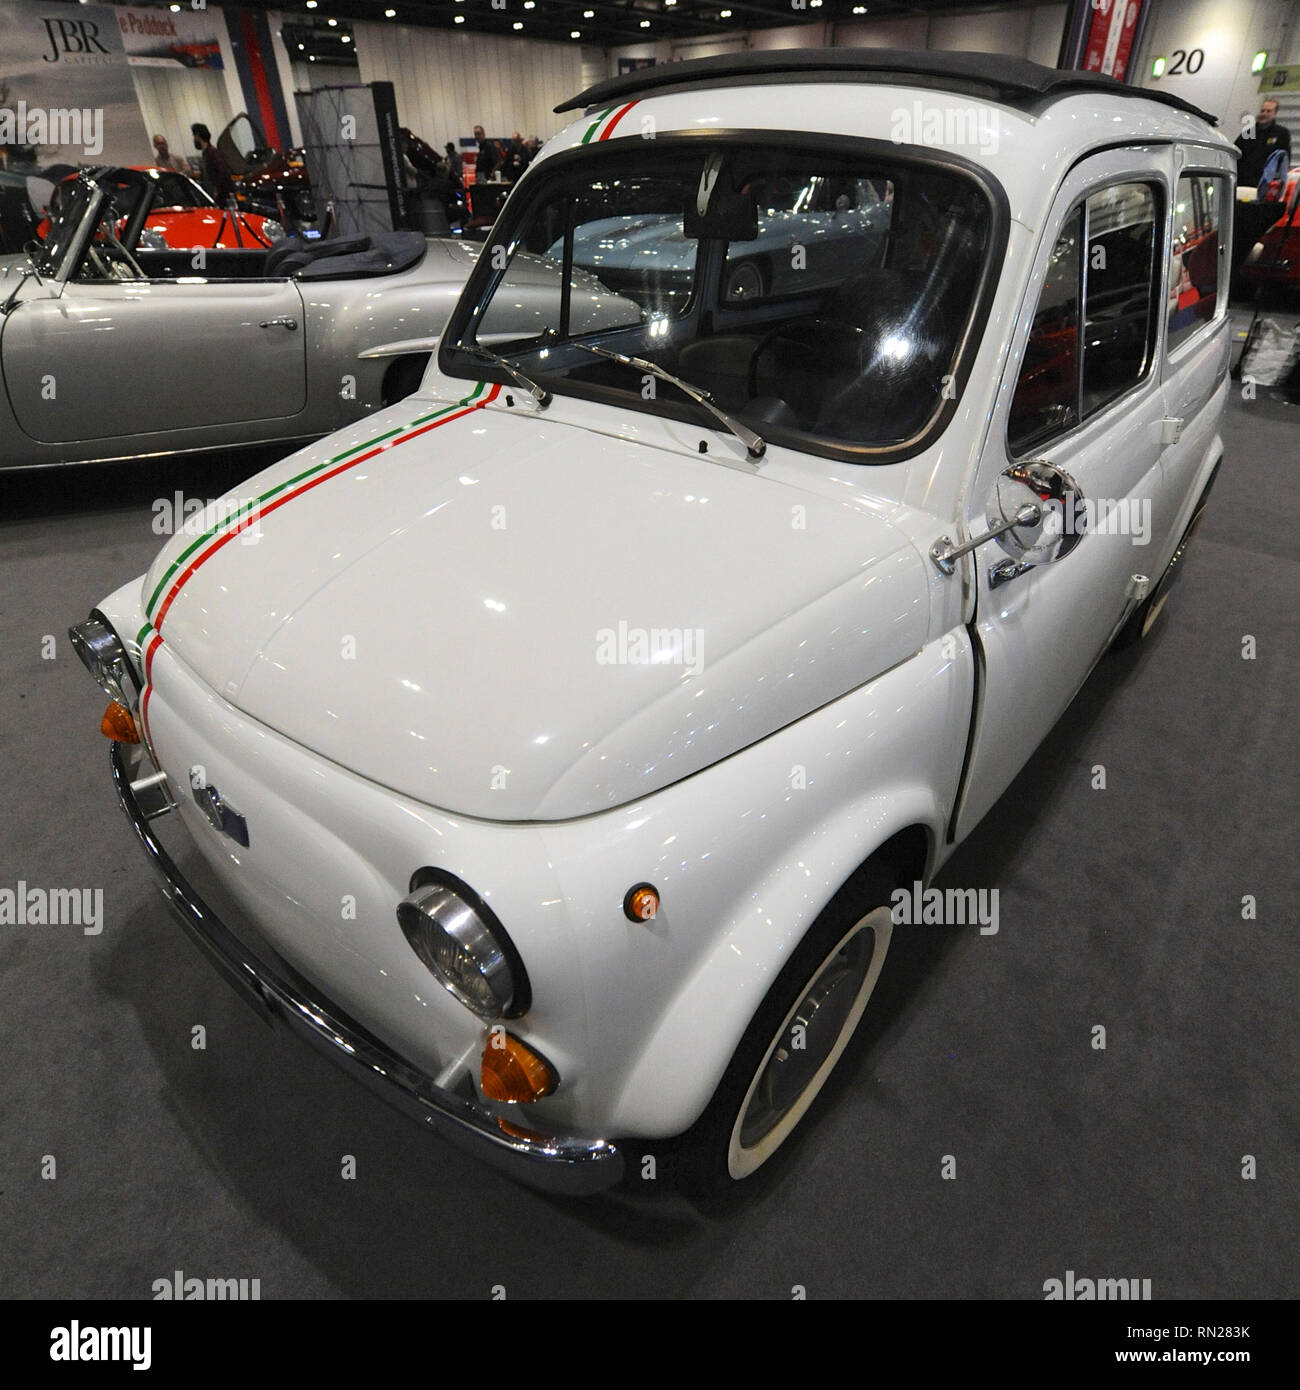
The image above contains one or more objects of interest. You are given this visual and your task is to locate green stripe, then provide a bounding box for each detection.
[581,107,615,144]
[136,622,152,649]
[144,382,488,618]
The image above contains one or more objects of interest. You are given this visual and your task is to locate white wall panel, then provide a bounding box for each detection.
[608,7,1067,70]
[1133,0,1297,129]
[826,19,930,49]
[129,64,228,175]
[352,20,584,147]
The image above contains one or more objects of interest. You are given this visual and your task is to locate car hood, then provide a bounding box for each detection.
[143,405,930,820]
[0,253,31,287]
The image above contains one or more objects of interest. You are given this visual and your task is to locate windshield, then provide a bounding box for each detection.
[38,176,99,275]
[146,169,206,208]
[441,139,996,459]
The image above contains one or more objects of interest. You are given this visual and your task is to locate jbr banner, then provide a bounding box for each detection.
[0,0,144,167]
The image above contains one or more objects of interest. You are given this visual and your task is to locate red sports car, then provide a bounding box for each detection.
[1240,163,1300,290]
[38,166,282,249]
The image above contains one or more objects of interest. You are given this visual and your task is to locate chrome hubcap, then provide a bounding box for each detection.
[738,928,876,1149]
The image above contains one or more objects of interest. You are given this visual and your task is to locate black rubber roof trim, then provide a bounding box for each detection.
[555,47,1217,126]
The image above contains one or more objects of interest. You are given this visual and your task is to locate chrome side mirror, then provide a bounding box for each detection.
[929,459,1086,581]
[987,459,1085,565]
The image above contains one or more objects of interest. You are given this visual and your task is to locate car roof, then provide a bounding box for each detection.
[556,47,1217,126]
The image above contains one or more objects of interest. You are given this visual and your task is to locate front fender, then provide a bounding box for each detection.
[572,629,974,1140]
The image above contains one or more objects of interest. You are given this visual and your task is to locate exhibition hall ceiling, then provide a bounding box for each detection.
[119,0,1061,49]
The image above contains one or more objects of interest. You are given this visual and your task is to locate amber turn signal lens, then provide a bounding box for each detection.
[480,1031,558,1103]
[623,882,659,921]
[497,1115,552,1142]
[101,700,140,744]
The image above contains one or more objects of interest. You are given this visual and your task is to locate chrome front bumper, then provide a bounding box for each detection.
[110,743,624,1195]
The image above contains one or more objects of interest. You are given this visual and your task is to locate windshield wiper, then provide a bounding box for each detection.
[455,344,551,407]
[572,342,765,459]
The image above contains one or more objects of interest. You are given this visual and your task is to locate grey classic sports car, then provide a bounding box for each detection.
[0,166,631,470]
[546,171,892,311]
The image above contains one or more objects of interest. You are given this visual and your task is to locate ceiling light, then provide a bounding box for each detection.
[454,14,465,22]
[306,1,317,8]
[341,34,350,43]
[640,18,651,26]
[720,8,732,15]
[327,16,338,26]
[385,7,396,15]
[513,20,523,29]
[571,31,581,39]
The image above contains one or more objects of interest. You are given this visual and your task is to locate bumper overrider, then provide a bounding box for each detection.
[81,616,623,1195]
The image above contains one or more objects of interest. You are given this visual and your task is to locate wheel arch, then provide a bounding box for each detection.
[605,792,943,1140]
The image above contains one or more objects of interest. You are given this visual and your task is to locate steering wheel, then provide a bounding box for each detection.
[745,316,866,402]
[86,226,145,281]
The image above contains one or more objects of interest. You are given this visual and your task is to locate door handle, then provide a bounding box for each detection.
[989,557,1034,589]
[259,316,298,331]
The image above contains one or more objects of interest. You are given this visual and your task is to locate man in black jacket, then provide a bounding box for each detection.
[191,123,235,205]
[1236,98,1291,193]
[472,124,501,182]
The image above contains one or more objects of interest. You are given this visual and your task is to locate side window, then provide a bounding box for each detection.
[1007,206,1082,453]
[1008,181,1159,454]
[1081,182,1157,416]
[1168,173,1226,353]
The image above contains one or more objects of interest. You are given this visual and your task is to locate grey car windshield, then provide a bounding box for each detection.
[442,140,994,457]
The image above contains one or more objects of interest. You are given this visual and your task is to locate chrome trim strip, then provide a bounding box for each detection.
[109,744,624,1195]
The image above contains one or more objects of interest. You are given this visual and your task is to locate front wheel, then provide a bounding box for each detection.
[675,866,893,1194]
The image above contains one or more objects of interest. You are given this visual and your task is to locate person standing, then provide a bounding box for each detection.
[191,122,235,205]
[1236,98,1292,194]
[151,134,187,173]
[472,124,501,182]
[444,142,463,182]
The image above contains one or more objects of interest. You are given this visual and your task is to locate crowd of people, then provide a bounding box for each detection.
[398,123,541,230]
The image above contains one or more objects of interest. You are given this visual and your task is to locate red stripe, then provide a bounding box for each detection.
[152,386,501,633]
[140,633,163,742]
[599,102,638,140]
[239,11,282,151]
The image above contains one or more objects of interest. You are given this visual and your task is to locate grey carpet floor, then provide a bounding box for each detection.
[1,368,1296,1300]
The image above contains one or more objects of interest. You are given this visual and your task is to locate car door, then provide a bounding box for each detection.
[1160,154,1234,525]
[1,267,306,445]
[953,148,1177,839]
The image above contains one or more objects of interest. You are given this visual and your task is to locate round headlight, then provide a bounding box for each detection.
[68,616,135,706]
[396,872,530,1020]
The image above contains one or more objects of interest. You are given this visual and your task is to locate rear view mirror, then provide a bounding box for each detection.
[684,191,757,242]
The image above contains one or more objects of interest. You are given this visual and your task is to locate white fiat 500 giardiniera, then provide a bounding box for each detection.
[74,51,1234,1194]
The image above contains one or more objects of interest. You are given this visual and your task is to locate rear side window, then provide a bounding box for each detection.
[1168,173,1226,352]
[1081,183,1157,415]
[1008,181,1159,454]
